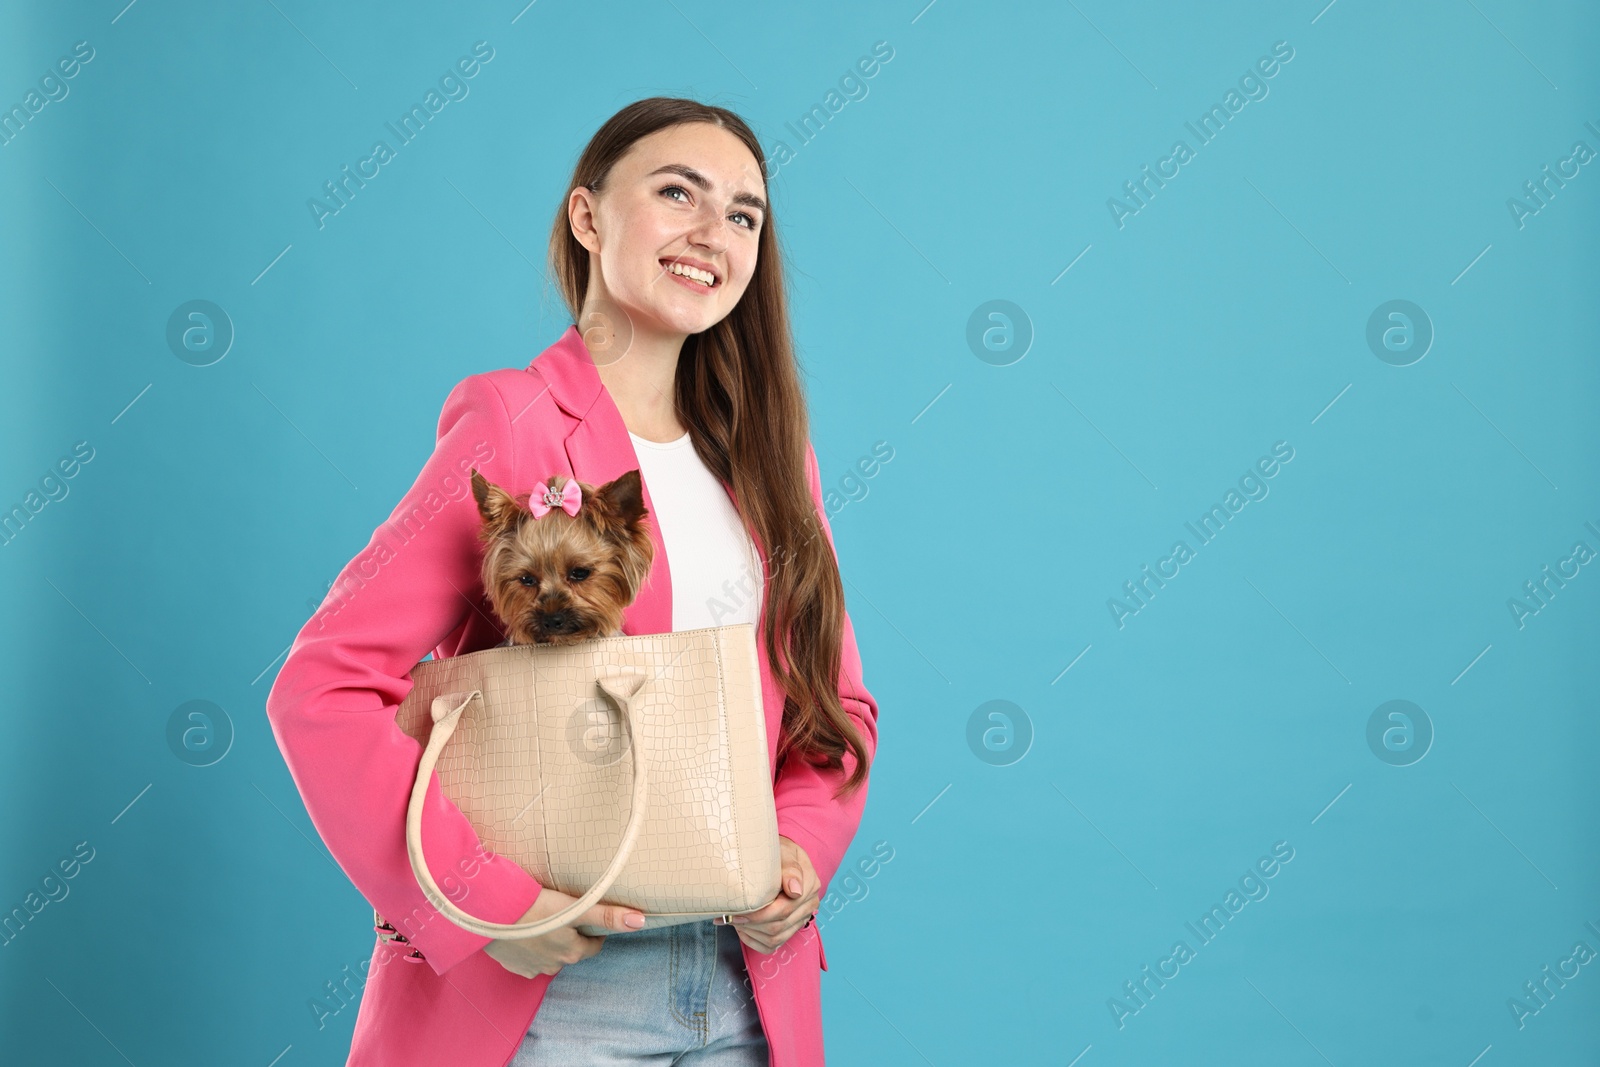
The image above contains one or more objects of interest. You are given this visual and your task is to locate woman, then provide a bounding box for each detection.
[265,97,878,1067]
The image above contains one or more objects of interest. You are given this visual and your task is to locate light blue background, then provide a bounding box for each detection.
[1,1,1596,1063]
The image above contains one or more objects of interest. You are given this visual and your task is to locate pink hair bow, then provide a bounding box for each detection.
[529,477,582,518]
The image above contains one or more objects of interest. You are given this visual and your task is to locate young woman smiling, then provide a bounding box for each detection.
[266,97,878,1067]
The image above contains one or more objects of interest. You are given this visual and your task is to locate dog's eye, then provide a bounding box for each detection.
[518,574,537,587]
[568,567,591,582]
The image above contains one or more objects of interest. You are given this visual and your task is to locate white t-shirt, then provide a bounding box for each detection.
[628,430,764,631]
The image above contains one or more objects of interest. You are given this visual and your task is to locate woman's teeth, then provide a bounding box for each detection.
[665,261,716,287]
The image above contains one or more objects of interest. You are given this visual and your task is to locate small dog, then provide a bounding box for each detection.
[469,468,654,646]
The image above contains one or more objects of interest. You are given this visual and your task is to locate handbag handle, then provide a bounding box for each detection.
[403,670,652,940]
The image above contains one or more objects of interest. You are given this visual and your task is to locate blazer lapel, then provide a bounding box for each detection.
[530,326,673,637]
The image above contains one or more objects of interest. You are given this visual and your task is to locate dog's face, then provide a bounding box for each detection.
[469,469,654,646]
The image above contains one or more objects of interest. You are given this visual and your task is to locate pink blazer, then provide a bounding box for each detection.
[265,325,878,1067]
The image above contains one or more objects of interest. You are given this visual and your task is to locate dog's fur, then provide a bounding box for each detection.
[469,468,654,646]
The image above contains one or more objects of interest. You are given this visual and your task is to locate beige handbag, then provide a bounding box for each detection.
[392,622,782,940]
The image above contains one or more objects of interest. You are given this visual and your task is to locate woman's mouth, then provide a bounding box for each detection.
[660,258,720,292]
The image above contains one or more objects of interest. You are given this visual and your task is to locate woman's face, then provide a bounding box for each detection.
[571,122,767,345]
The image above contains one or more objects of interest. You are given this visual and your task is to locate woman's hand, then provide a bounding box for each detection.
[482,887,646,978]
[716,835,820,954]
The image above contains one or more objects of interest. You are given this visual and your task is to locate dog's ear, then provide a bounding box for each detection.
[471,468,524,533]
[590,469,648,530]
[588,469,654,594]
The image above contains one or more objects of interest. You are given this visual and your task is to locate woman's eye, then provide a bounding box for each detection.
[663,185,757,230]
[518,574,537,587]
[568,567,591,582]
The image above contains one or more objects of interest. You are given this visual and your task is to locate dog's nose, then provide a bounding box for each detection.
[540,611,572,632]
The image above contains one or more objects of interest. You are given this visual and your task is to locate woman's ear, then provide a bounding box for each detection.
[569,185,603,255]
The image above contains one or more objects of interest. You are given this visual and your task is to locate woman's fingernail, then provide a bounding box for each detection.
[787,878,801,895]
[731,915,749,923]
[712,917,724,925]
[624,913,645,929]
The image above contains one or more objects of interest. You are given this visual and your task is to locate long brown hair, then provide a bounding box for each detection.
[547,97,867,798]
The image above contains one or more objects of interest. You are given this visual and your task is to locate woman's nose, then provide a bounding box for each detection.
[684,202,726,249]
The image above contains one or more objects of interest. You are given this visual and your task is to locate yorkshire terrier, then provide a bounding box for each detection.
[469,468,655,646]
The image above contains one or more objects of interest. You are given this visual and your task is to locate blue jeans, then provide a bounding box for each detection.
[511,919,770,1065]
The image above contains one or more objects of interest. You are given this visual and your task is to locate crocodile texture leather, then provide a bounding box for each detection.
[394,622,782,939]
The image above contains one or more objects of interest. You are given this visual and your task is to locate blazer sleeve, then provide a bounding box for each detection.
[264,373,544,976]
[770,441,880,899]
